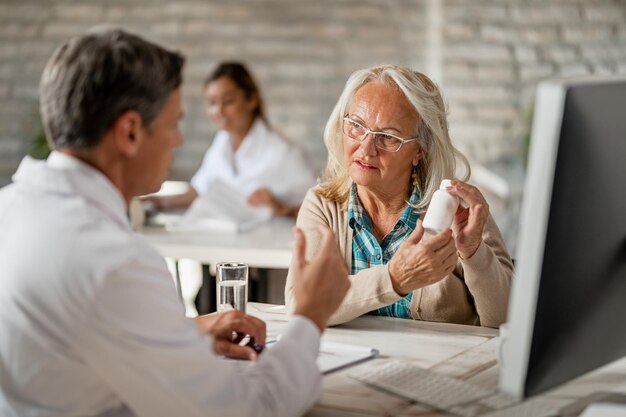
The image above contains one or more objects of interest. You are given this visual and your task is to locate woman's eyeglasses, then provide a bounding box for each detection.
[342,116,420,152]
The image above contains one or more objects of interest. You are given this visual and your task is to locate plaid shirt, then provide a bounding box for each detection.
[348,183,421,318]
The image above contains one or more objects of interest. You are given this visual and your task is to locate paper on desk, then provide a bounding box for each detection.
[167,179,272,233]
[317,341,379,374]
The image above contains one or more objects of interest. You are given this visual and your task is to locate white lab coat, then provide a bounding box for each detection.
[191,119,316,207]
[0,152,321,417]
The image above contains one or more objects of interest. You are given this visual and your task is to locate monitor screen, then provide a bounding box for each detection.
[500,76,626,399]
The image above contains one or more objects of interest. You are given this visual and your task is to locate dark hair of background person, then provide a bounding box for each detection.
[39,28,185,150]
[204,62,267,124]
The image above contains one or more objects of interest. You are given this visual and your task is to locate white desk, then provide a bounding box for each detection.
[247,303,626,417]
[140,217,295,269]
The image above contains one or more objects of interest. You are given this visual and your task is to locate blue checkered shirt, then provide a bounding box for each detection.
[348,183,421,318]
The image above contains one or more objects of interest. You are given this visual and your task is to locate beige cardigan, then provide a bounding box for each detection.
[285,188,514,328]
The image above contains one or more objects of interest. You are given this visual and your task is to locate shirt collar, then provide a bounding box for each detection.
[13,151,130,229]
[348,182,421,232]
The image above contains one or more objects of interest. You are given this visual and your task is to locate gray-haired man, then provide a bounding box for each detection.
[0,28,349,417]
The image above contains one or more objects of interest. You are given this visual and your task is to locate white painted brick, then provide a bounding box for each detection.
[558,63,591,77]
[582,4,625,23]
[53,4,104,20]
[580,45,626,61]
[0,4,52,20]
[448,104,474,121]
[246,24,311,38]
[591,63,619,75]
[514,45,539,63]
[42,23,94,39]
[541,45,580,63]
[444,43,511,62]
[562,25,614,43]
[474,105,519,122]
[445,4,508,21]
[332,4,387,21]
[183,21,243,37]
[443,62,475,81]
[476,66,515,82]
[445,85,514,103]
[149,22,183,37]
[0,23,39,38]
[519,63,555,81]
[518,26,560,44]
[0,83,10,98]
[162,3,215,17]
[312,24,349,39]
[105,5,162,20]
[0,138,23,154]
[0,44,18,59]
[510,4,581,24]
[443,23,479,40]
[480,25,518,44]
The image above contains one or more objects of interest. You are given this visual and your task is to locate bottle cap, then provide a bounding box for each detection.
[440,179,453,189]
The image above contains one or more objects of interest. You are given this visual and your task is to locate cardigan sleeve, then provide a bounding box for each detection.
[284,189,402,326]
[457,214,514,328]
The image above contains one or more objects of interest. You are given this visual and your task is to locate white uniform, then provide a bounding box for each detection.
[0,152,321,417]
[191,119,316,207]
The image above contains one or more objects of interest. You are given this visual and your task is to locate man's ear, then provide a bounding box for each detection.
[112,111,144,157]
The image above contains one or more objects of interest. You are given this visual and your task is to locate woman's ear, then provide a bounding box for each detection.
[112,111,144,157]
[247,91,260,114]
[412,150,422,166]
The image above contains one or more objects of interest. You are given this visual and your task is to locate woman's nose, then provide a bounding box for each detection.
[359,133,378,155]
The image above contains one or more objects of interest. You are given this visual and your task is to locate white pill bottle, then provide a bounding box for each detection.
[421,179,459,240]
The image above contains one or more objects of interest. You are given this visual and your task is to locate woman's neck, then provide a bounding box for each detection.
[357,184,410,225]
[229,117,257,152]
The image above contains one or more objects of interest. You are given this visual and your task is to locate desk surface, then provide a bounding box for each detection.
[140,217,295,269]
[247,303,626,417]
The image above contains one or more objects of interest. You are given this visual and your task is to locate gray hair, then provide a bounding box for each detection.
[39,28,185,149]
[317,64,470,211]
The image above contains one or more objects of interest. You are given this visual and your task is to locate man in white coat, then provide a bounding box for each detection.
[0,28,350,417]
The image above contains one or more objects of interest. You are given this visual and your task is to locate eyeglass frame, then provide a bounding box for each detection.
[342,115,421,152]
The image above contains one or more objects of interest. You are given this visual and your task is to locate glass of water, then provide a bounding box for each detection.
[216,262,248,313]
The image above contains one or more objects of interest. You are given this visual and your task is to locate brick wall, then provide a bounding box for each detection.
[0,0,427,186]
[1,0,625,210]
[442,0,626,164]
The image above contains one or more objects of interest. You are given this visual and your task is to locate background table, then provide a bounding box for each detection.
[140,216,295,269]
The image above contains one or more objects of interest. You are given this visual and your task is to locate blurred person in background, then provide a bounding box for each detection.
[285,65,513,328]
[146,62,315,218]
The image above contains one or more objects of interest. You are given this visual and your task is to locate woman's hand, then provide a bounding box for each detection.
[447,180,490,260]
[248,187,291,216]
[388,220,458,295]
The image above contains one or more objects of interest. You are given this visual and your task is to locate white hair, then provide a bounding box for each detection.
[317,64,470,211]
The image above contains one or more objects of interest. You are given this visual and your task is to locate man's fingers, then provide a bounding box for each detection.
[214,340,257,361]
[213,311,267,346]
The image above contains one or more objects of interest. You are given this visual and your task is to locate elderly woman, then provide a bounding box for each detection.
[285,65,513,328]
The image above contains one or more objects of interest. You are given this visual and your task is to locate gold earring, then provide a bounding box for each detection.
[412,165,418,188]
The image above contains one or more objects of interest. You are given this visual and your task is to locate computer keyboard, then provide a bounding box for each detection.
[348,359,494,410]
[348,360,560,417]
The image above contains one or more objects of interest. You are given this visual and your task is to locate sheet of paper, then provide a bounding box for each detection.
[317,341,379,374]
[168,179,272,233]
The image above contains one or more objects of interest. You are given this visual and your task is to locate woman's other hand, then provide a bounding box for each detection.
[447,180,489,260]
[388,220,458,295]
[248,187,291,216]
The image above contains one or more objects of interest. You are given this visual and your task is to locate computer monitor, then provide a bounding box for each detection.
[500,76,626,400]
